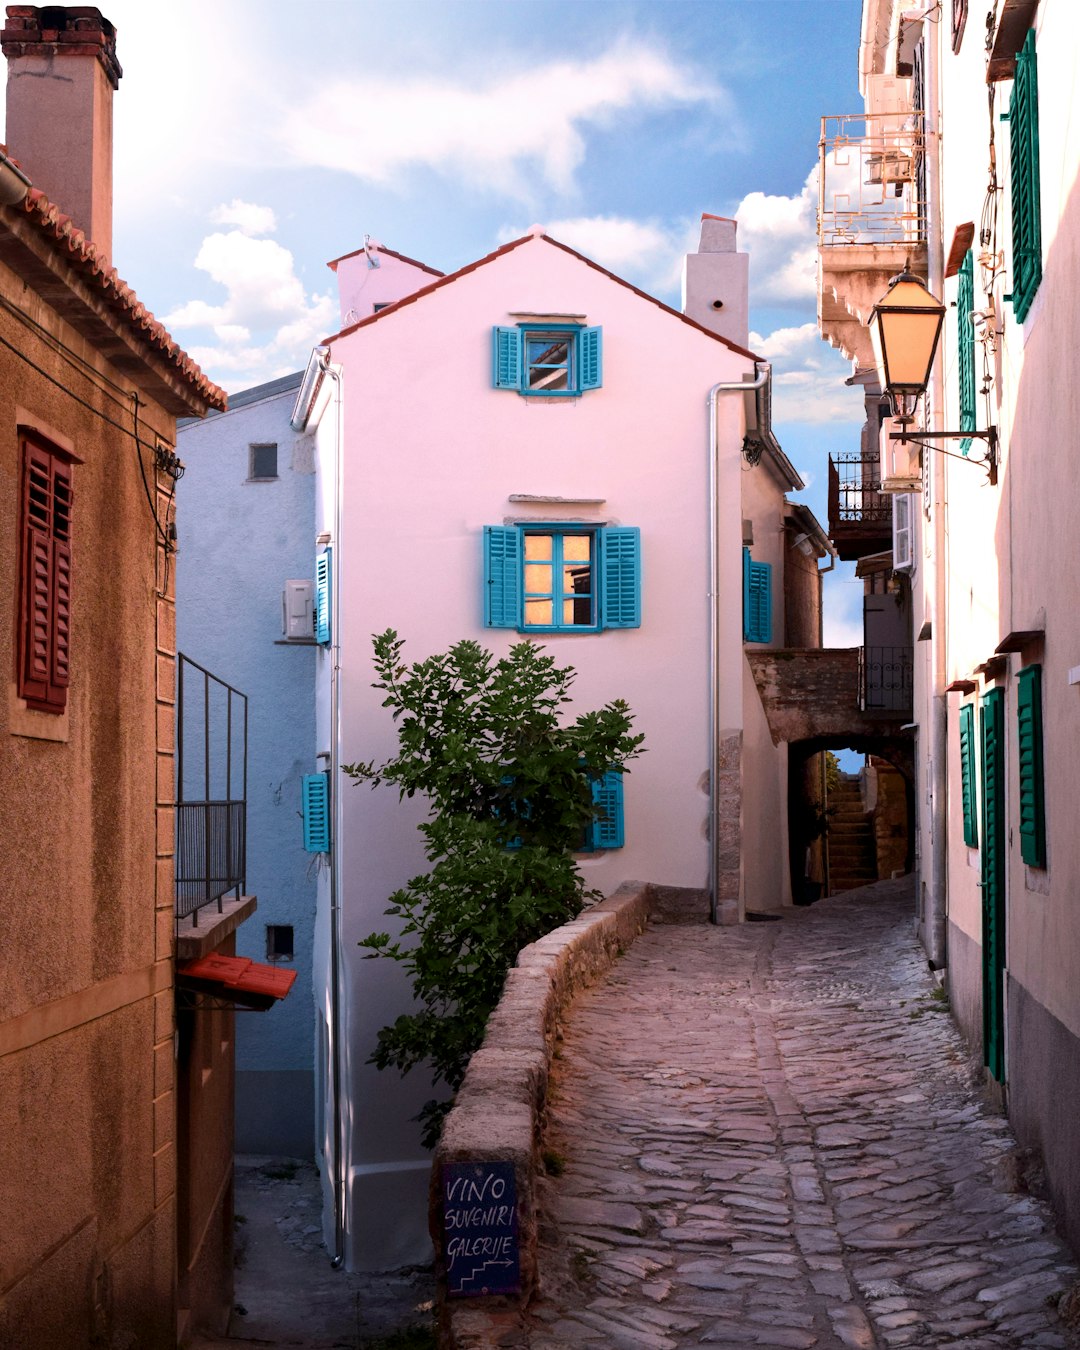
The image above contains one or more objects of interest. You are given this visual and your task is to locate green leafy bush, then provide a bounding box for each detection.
[346,631,643,1146]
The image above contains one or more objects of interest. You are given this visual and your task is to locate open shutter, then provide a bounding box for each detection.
[957,251,976,454]
[20,441,72,712]
[315,549,331,645]
[484,526,520,628]
[1016,663,1045,866]
[492,327,521,390]
[893,494,913,571]
[959,701,978,847]
[579,326,603,390]
[1008,28,1041,321]
[743,549,773,643]
[587,771,625,850]
[302,773,330,852]
[600,527,641,629]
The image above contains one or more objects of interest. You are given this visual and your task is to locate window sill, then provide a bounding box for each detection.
[8,684,69,741]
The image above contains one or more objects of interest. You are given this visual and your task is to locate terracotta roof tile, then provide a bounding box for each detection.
[328,240,445,277]
[5,180,226,411]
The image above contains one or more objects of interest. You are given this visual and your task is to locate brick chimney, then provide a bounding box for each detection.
[2,5,122,259]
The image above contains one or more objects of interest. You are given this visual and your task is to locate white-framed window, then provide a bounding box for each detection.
[893,493,914,571]
[492,325,602,396]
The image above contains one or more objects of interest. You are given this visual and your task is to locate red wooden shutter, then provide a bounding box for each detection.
[18,437,73,713]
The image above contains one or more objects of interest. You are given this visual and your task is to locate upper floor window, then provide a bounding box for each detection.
[492,325,602,396]
[742,547,773,645]
[484,524,639,632]
[249,442,278,480]
[957,251,976,453]
[18,431,74,714]
[1007,28,1041,323]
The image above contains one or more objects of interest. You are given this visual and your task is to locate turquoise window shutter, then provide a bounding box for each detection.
[302,773,330,852]
[483,526,520,627]
[959,701,978,848]
[600,527,641,629]
[492,327,521,389]
[315,548,331,645]
[957,251,976,454]
[579,326,603,390]
[588,770,625,849]
[1008,28,1041,321]
[743,549,773,643]
[1016,663,1046,866]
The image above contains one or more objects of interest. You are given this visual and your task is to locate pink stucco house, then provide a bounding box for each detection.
[291,221,830,1267]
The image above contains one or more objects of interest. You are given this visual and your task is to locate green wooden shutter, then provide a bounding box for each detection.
[1016,663,1046,867]
[579,326,603,390]
[315,549,331,645]
[600,527,641,629]
[957,251,976,454]
[492,327,521,390]
[302,772,330,852]
[980,688,1006,1081]
[959,701,978,848]
[1008,28,1041,322]
[587,770,625,850]
[483,526,520,628]
[743,549,773,643]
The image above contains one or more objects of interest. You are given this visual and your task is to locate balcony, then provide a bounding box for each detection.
[817,110,928,366]
[828,451,892,561]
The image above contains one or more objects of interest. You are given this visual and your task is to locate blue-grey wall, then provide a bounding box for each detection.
[177,374,317,1157]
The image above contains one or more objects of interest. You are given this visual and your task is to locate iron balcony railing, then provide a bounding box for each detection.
[829,452,893,529]
[861,645,914,715]
[175,653,248,928]
[818,111,927,248]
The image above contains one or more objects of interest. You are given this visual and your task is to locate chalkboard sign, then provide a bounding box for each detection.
[441,1160,520,1298]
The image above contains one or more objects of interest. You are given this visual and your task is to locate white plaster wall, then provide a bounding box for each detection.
[324,234,755,1266]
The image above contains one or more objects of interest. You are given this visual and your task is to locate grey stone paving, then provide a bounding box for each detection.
[526,879,1079,1350]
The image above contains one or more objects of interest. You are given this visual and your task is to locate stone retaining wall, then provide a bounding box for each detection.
[430,880,653,1348]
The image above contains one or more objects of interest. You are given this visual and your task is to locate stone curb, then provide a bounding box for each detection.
[429,880,652,1348]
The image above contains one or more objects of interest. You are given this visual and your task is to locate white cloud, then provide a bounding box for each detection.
[164,207,336,392]
[209,199,277,237]
[280,41,724,202]
[735,165,818,307]
[750,322,864,425]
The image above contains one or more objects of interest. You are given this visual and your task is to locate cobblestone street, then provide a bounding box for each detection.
[526,879,1079,1350]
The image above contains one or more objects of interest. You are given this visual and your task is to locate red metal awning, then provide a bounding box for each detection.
[177,953,297,1010]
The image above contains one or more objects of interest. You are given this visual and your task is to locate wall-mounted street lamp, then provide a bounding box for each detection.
[869,268,998,484]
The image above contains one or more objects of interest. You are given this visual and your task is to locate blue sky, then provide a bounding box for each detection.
[4,0,870,645]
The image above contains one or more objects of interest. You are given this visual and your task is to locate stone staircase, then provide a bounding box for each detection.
[828,775,878,894]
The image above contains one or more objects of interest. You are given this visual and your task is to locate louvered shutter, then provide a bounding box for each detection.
[959,701,978,847]
[483,526,520,628]
[492,327,521,390]
[20,440,72,712]
[1016,663,1045,867]
[743,549,773,644]
[579,326,602,390]
[957,251,976,453]
[1008,28,1041,321]
[893,493,913,571]
[315,549,331,645]
[302,773,330,852]
[588,771,625,850]
[600,527,641,629]
[980,688,1006,1081]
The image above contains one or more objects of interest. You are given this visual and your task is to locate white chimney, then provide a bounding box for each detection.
[681,213,749,349]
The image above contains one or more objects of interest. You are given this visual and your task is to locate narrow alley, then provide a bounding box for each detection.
[526,880,1079,1350]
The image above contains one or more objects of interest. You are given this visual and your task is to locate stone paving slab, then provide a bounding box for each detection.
[525,879,1079,1349]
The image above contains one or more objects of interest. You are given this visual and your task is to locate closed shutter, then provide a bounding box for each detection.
[1008,28,1041,321]
[483,526,520,628]
[20,439,73,712]
[957,251,976,454]
[579,326,603,390]
[1016,663,1045,866]
[743,549,773,644]
[315,549,331,645]
[980,687,1006,1081]
[302,773,331,852]
[492,327,521,389]
[600,527,641,629]
[959,701,978,847]
[588,770,625,850]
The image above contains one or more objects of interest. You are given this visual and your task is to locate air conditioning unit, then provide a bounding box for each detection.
[282,579,314,640]
[880,417,922,492]
[865,74,914,121]
[865,149,915,186]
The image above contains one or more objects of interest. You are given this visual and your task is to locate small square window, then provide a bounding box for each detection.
[266,924,294,960]
[249,443,278,479]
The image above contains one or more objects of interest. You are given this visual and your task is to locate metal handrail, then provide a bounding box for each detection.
[818,111,927,249]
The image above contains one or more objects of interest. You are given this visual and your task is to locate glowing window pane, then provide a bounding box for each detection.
[563,535,590,563]
[524,534,553,561]
[524,563,552,591]
[524,599,553,626]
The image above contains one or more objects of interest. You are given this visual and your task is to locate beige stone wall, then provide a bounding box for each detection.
[0,257,178,1345]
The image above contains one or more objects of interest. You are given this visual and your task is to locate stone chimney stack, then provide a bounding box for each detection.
[2,5,122,260]
[681,213,750,349]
